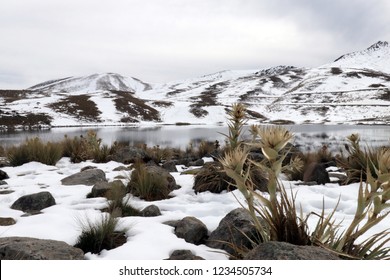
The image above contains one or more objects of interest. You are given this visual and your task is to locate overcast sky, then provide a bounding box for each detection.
[1,0,389,89]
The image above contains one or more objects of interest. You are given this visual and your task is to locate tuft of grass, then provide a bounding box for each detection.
[106,185,141,217]
[197,140,218,158]
[0,145,5,157]
[7,137,63,166]
[144,145,173,164]
[93,144,112,163]
[74,213,128,254]
[193,162,235,194]
[127,161,171,201]
[61,130,115,163]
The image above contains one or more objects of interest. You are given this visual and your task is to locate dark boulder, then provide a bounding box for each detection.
[303,162,330,185]
[174,216,208,245]
[161,160,178,172]
[10,191,56,213]
[141,205,161,217]
[0,170,9,180]
[89,180,126,199]
[0,237,84,260]
[206,208,259,257]
[0,217,16,226]
[166,250,204,260]
[109,146,151,164]
[61,169,107,186]
[244,241,340,260]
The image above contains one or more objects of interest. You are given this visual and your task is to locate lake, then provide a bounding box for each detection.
[1,124,390,152]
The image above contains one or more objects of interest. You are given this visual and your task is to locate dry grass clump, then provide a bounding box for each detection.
[144,144,173,164]
[197,140,219,158]
[6,137,63,166]
[193,162,235,194]
[74,214,128,254]
[127,161,172,201]
[61,130,115,163]
[106,185,141,217]
[0,145,6,157]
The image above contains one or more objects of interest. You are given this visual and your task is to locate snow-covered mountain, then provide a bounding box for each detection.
[1,41,390,129]
[29,73,151,93]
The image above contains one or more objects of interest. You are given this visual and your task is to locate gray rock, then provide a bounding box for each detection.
[113,165,131,171]
[188,158,205,167]
[109,146,150,164]
[61,169,107,186]
[244,241,341,260]
[303,162,330,185]
[145,165,179,191]
[10,191,56,213]
[166,250,204,260]
[0,170,9,180]
[0,180,8,186]
[80,165,97,172]
[0,217,16,226]
[206,208,259,257]
[141,205,161,217]
[161,160,178,172]
[89,181,111,198]
[0,237,84,260]
[0,189,14,195]
[89,180,126,199]
[174,216,208,245]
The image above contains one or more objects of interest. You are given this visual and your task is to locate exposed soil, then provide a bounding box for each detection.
[0,113,52,130]
[48,94,102,122]
[151,100,174,107]
[112,91,161,122]
[379,89,390,101]
[188,82,228,118]
[0,90,31,102]
[330,67,343,75]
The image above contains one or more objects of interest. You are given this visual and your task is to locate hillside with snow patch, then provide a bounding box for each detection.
[1,41,390,129]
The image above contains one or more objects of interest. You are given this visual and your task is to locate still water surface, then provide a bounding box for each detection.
[1,124,390,151]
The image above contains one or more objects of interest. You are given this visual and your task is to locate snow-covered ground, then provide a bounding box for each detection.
[0,157,389,260]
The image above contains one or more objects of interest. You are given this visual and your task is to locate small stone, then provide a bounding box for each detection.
[0,217,16,226]
[141,205,161,217]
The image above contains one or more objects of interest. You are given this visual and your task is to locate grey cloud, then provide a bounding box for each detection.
[0,0,389,88]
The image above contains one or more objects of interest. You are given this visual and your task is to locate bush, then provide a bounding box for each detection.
[7,137,63,166]
[61,130,116,163]
[220,103,390,259]
[74,214,127,254]
[336,134,382,184]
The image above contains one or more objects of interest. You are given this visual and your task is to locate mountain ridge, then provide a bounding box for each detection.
[1,41,390,129]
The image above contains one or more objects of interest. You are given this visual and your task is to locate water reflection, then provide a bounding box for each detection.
[1,124,390,151]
